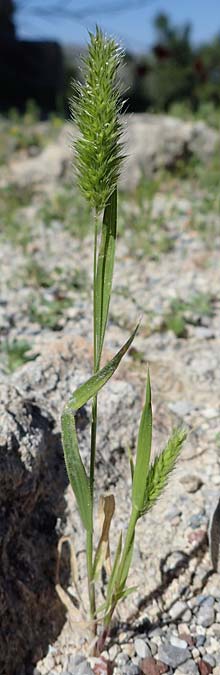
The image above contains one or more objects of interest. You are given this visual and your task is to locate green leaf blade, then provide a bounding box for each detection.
[132,370,152,514]
[69,323,139,411]
[61,409,92,532]
[106,531,122,606]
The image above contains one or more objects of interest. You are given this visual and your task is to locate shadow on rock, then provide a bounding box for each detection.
[0,385,68,675]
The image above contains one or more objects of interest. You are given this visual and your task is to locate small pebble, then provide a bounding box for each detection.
[189,513,206,529]
[140,657,168,675]
[196,635,206,648]
[122,665,140,675]
[205,637,220,654]
[197,605,215,628]
[135,638,151,659]
[169,601,188,621]
[198,660,213,675]
[108,644,119,660]
[67,655,86,669]
[122,642,135,658]
[158,643,190,668]
[209,623,220,637]
[197,596,214,607]
[180,475,203,493]
[203,655,216,668]
[150,642,158,657]
[149,628,163,638]
[183,609,193,623]
[116,652,129,666]
[67,655,93,675]
[178,624,191,635]
[170,635,188,650]
[177,659,199,674]
[151,636,163,647]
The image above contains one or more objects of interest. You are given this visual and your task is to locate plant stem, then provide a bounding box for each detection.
[104,508,138,631]
[86,529,97,636]
[87,212,99,629]
[90,212,99,498]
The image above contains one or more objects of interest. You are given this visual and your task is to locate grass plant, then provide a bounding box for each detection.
[61,27,186,654]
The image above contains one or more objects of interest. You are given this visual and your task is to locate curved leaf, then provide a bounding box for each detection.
[61,324,139,530]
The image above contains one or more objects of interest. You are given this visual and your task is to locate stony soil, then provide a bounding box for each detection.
[0,115,220,675]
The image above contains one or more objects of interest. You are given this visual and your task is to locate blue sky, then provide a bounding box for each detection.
[16,0,220,53]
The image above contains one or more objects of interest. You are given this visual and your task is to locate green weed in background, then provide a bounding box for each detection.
[0,339,37,373]
[164,292,215,338]
[61,27,186,654]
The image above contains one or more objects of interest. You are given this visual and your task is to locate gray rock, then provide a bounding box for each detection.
[67,654,87,669]
[66,655,94,675]
[170,635,188,650]
[158,643,190,668]
[0,340,141,673]
[196,635,206,647]
[169,600,188,620]
[177,659,199,674]
[193,327,214,340]
[197,595,214,607]
[66,658,93,675]
[134,637,151,659]
[10,128,72,189]
[122,666,140,675]
[0,382,67,675]
[203,654,216,668]
[121,115,218,189]
[116,652,130,666]
[189,512,206,529]
[180,474,203,494]
[169,400,193,417]
[8,116,218,192]
[197,603,215,628]
[150,642,158,656]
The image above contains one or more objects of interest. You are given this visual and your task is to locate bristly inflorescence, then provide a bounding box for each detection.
[140,428,187,516]
[70,26,125,213]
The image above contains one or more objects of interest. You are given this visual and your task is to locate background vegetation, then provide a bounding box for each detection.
[65,13,220,118]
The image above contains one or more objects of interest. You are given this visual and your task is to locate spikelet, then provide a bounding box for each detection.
[140,428,187,516]
[70,26,125,213]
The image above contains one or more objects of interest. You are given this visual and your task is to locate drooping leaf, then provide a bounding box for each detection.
[139,428,186,517]
[127,446,134,483]
[62,325,139,530]
[132,370,152,514]
[93,495,115,579]
[61,409,92,531]
[68,323,139,410]
[209,497,220,572]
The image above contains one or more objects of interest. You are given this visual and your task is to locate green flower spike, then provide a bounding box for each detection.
[70,26,125,213]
